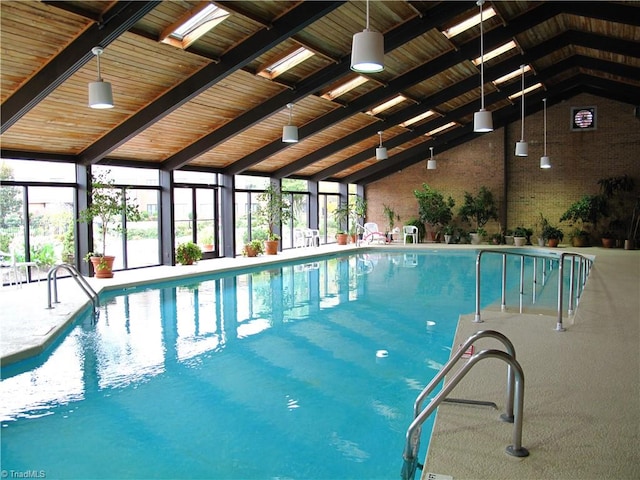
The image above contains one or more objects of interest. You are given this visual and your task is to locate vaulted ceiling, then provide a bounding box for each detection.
[1,1,639,185]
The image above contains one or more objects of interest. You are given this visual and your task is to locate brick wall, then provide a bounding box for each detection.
[366,93,640,237]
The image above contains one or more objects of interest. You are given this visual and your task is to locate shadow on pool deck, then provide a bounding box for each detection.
[1,244,638,480]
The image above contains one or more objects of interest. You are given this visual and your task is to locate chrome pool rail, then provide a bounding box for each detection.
[401,330,528,480]
[46,263,99,318]
[474,249,593,331]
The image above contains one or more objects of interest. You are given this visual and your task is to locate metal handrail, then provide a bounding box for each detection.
[474,249,593,330]
[401,334,528,480]
[46,264,99,317]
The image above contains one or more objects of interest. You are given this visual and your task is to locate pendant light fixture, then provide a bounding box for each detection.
[282,103,298,143]
[473,0,493,132]
[350,0,384,73]
[515,64,528,156]
[427,146,437,170]
[375,131,388,160]
[540,98,551,169]
[88,46,114,109]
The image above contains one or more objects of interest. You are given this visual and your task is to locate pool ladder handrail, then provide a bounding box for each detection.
[401,330,528,480]
[474,249,593,331]
[46,263,99,317]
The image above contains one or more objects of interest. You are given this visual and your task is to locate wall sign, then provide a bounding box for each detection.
[571,106,597,131]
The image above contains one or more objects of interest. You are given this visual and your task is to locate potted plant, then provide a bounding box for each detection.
[560,194,608,247]
[242,239,264,257]
[541,224,564,247]
[413,183,455,242]
[458,186,498,245]
[383,204,399,239]
[77,170,141,278]
[256,183,291,255]
[598,175,636,247]
[442,224,455,244]
[513,227,528,246]
[176,241,202,265]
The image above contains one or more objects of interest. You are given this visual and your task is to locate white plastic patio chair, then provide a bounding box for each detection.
[362,222,387,244]
[403,225,418,244]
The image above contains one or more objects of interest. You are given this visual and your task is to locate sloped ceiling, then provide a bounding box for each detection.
[1,1,639,185]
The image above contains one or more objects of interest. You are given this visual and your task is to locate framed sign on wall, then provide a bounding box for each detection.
[571,106,597,131]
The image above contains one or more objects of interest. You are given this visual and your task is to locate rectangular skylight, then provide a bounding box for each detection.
[472,40,518,65]
[508,83,544,100]
[425,122,457,137]
[400,110,436,128]
[163,4,229,49]
[258,47,315,79]
[494,65,531,85]
[321,76,368,101]
[366,95,407,116]
[442,7,497,39]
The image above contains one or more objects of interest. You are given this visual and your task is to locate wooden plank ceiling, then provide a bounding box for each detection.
[1,1,639,185]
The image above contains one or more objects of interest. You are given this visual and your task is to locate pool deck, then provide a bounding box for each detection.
[1,244,638,480]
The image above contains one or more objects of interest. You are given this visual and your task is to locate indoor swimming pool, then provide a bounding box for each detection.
[0,249,561,479]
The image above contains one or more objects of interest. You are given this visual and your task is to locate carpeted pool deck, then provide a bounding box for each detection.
[422,247,639,480]
[1,244,638,480]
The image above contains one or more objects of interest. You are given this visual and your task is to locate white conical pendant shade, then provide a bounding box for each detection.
[427,159,437,170]
[351,30,384,73]
[88,80,114,109]
[282,125,298,143]
[375,146,388,160]
[474,109,493,132]
[515,141,528,157]
[540,155,551,169]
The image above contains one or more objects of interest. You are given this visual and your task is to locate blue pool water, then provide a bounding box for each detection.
[0,250,558,479]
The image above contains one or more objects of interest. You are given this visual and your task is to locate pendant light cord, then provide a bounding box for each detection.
[479,0,485,109]
[366,0,370,30]
[543,98,547,156]
[520,64,525,141]
[378,131,383,148]
[287,103,293,126]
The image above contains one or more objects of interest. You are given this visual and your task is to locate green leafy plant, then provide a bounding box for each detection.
[560,194,608,234]
[333,195,366,235]
[242,239,264,257]
[176,241,202,265]
[77,170,141,257]
[413,183,455,232]
[458,186,498,233]
[383,204,399,233]
[256,183,291,241]
[542,224,564,241]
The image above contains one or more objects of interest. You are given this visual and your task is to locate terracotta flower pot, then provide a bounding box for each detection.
[547,238,559,247]
[90,255,115,278]
[264,240,279,255]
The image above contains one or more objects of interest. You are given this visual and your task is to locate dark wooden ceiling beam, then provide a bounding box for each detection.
[0,1,161,135]
[286,31,632,180]
[163,2,473,173]
[78,1,343,166]
[348,76,633,185]
[263,4,561,178]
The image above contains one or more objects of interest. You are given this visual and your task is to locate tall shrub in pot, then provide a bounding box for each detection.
[256,183,291,254]
[413,183,455,241]
[458,186,498,244]
[77,170,141,278]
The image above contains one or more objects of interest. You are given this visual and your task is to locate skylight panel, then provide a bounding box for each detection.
[508,83,544,100]
[442,7,496,39]
[366,95,407,116]
[494,65,531,85]
[400,110,436,128]
[321,76,368,101]
[162,4,229,49]
[425,122,458,137]
[472,40,517,65]
[258,47,315,80]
